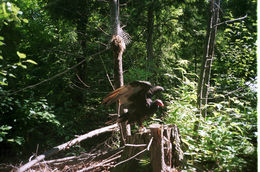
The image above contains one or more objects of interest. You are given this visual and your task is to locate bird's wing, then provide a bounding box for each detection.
[147,86,164,98]
[102,80,152,107]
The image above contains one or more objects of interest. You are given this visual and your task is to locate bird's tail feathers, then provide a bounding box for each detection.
[105,118,118,125]
[102,86,126,105]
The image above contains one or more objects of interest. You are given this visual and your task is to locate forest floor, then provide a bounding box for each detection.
[0,127,122,172]
[1,144,121,172]
[1,124,177,171]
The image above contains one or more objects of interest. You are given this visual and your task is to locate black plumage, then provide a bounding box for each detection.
[102,81,164,126]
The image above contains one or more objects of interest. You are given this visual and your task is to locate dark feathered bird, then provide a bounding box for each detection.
[102,81,164,126]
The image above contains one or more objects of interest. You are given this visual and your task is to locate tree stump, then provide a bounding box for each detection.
[111,132,151,172]
[111,124,183,172]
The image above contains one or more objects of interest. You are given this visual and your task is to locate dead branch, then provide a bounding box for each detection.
[125,143,147,147]
[37,146,125,171]
[78,155,121,172]
[213,14,247,27]
[35,153,94,167]
[41,155,79,165]
[98,54,115,90]
[76,74,90,88]
[113,137,153,167]
[17,123,119,172]
[78,148,124,172]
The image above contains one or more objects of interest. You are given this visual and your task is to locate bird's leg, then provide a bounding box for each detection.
[119,122,126,145]
[139,125,148,133]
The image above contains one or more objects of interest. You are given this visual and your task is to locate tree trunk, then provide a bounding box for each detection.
[74,21,88,104]
[110,0,131,142]
[150,124,166,171]
[146,1,154,80]
[111,124,183,172]
[146,2,154,60]
[111,133,151,172]
[197,0,220,117]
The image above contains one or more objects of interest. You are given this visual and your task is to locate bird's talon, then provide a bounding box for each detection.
[139,126,148,133]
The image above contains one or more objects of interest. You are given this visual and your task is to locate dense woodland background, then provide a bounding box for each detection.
[0,0,257,171]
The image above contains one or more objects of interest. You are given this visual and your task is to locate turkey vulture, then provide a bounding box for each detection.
[102,81,164,126]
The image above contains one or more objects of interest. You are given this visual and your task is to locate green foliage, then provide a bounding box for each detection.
[0,0,256,171]
[22,99,60,126]
[165,61,256,171]
[0,1,22,24]
[216,21,256,81]
[124,58,154,82]
[0,125,12,142]
[0,1,37,87]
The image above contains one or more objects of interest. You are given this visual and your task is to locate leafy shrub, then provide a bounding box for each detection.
[164,62,257,171]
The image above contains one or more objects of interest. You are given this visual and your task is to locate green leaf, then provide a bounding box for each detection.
[23,18,29,23]
[17,51,26,59]
[16,62,27,69]
[225,28,232,33]
[181,138,190,146]
[2,3,7,16]
[25,59,37,65]
[0,125,12,130]
[0,41,4,46]
[21,64,27,69]
[0,71,7,76]
[14,137,24,145]
[232,124,244,135]
[0,81,8,85]
[8,73,16,78]
[7,139,14,142]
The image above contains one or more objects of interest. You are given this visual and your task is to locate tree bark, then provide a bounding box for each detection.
[145,1,154,79]
[146,2,154,60]
[111,133,151,172]
[110,0,131,142]
[74,21,88,104]
[150,124,166,172]
[111,124,183,172]
[111,35,124,89]
[197,0,220,117]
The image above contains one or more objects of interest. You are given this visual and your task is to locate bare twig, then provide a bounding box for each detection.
[97,25,110,36]
[78,155,121,172]
[6,48,109,96]
[146,136,153,151]
[17,123,119,172]
[35,153,94,167]
[200,86,246,100]
[113,137,154,167]
[78,149,124,172]
[213,14,247,28]
[76,74,90,88]
[125,144,147,147]
[99,54,115,90]
[69,81,87,91]
[39,156,80,167]
[106,73,115,90]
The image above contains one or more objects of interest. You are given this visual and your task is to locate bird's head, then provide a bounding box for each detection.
[154,99,164,107]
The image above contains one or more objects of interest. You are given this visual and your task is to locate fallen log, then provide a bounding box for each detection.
[17,123,119,172]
